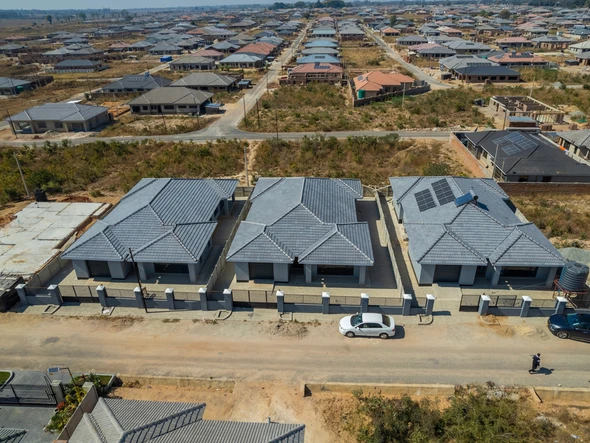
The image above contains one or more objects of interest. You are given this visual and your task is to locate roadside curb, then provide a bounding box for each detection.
[0,370,14,389]
[117,374,235,392]
[302,382,590,403]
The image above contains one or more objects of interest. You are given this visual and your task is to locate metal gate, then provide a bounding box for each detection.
[0,384,57,406]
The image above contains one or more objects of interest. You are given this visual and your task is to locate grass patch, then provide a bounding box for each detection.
[100,114,218,137]
[241,85,494,132]
[0,371,11,385]
[252,134,467,186]
[347,385,561,443]
[0,139,246,207]
[510,192,590,247]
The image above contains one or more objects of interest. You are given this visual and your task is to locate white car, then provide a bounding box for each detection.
[339,313,396,339]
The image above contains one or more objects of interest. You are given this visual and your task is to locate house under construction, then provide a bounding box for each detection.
[489,95,565,126]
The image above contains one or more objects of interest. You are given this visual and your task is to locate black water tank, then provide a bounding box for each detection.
[34,188,47,202]
[559,262,589,293]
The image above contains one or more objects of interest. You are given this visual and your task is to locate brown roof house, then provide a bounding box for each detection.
[352,71,414,99]
[282,62,343,85]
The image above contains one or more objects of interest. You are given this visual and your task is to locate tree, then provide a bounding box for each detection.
[294,0,306,7]
[499,9,511,19]
[389,15,397,26]
[78,12,86,22]
[46,14,52,25]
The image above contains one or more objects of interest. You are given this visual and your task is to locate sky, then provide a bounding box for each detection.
[11,0,290,10]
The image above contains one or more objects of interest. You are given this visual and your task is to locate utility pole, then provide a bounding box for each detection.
[160,110,167,132]
[493,141,500,180]
[243,144,249,186]
[256,98,260,129]
[529,75,535,98]
[402,82,406,109]
[14,153,29,197]
[6,108,17,139]
[275,110,279,140]
[243,96,247,124]
[128,248,148,313]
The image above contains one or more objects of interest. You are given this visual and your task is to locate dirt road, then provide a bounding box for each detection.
[1,310,588,388]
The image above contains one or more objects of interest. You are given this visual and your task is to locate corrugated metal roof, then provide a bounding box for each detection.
[62,178,237,264]
[67,398,304,443]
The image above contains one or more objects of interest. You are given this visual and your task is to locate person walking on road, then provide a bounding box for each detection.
[529,353,541,374]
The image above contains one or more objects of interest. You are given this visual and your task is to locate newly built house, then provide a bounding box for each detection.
[6,103,110,134]
[128,87,214,115]
[454,130,590,182]
[61,178,238,283]
[389,176,565,286]
[226,177,374,284]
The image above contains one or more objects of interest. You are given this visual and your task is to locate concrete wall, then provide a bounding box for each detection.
[108,261,131,279]
[234,262,250,282]
[499,182,590,195]
[274,263,289,282]
[448,133,489,178]
[72,260,90,279]
[459,265,477,285]
[303,382,455,397]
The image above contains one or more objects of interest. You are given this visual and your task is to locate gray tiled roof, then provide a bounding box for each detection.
[101,74,171,92]
[68,398,304,443]
[127,87,214,106]
[227,178,373,267]
[0,428,27,443]
[8,103,108,123]
[390,176,565,267]
[0,77,32,88]
[171,73,237,88]
[61,178,237,264]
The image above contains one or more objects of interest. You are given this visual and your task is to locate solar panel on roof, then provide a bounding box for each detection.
[432,179,456,205]
[494,132,538,156]
[415,189,436,212]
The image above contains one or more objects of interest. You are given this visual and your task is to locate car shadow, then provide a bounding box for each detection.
[390,325,405,339]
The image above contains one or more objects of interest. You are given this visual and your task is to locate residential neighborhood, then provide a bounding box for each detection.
[1,2,590,442]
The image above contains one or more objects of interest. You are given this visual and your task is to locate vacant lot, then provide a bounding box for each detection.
[240,84,493,132]
[0,139,246,206]
[252,134,467,186]
[340,42,394,70]
[509,191,590,248]
[1,79,104,116]
[100,113,218,137]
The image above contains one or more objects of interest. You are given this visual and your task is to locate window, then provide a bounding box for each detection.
[381,315,391,327]
[350,314,363,326]
[54,121,63,129]
[38,121,47,129]
[164,105,174,110]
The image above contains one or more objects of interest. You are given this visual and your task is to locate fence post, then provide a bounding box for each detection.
[96,285,107,307]
[165,288,175,311]
[276,290,284,314]
[223,289,233,312]
[554,296,568,315]
[425,294,435,316]
[402,294,412,316]
[16,284,28,306]
[360,293,369,313]
[50,380,65,404]
[520,296,532,318]
[134,287,143,310]
[478,295,491,316]
[199,288,208,311]
[322,292,330,315]
[48,285,62,305]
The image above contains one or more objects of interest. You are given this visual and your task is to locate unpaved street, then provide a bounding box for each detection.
[1,310,589,388]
